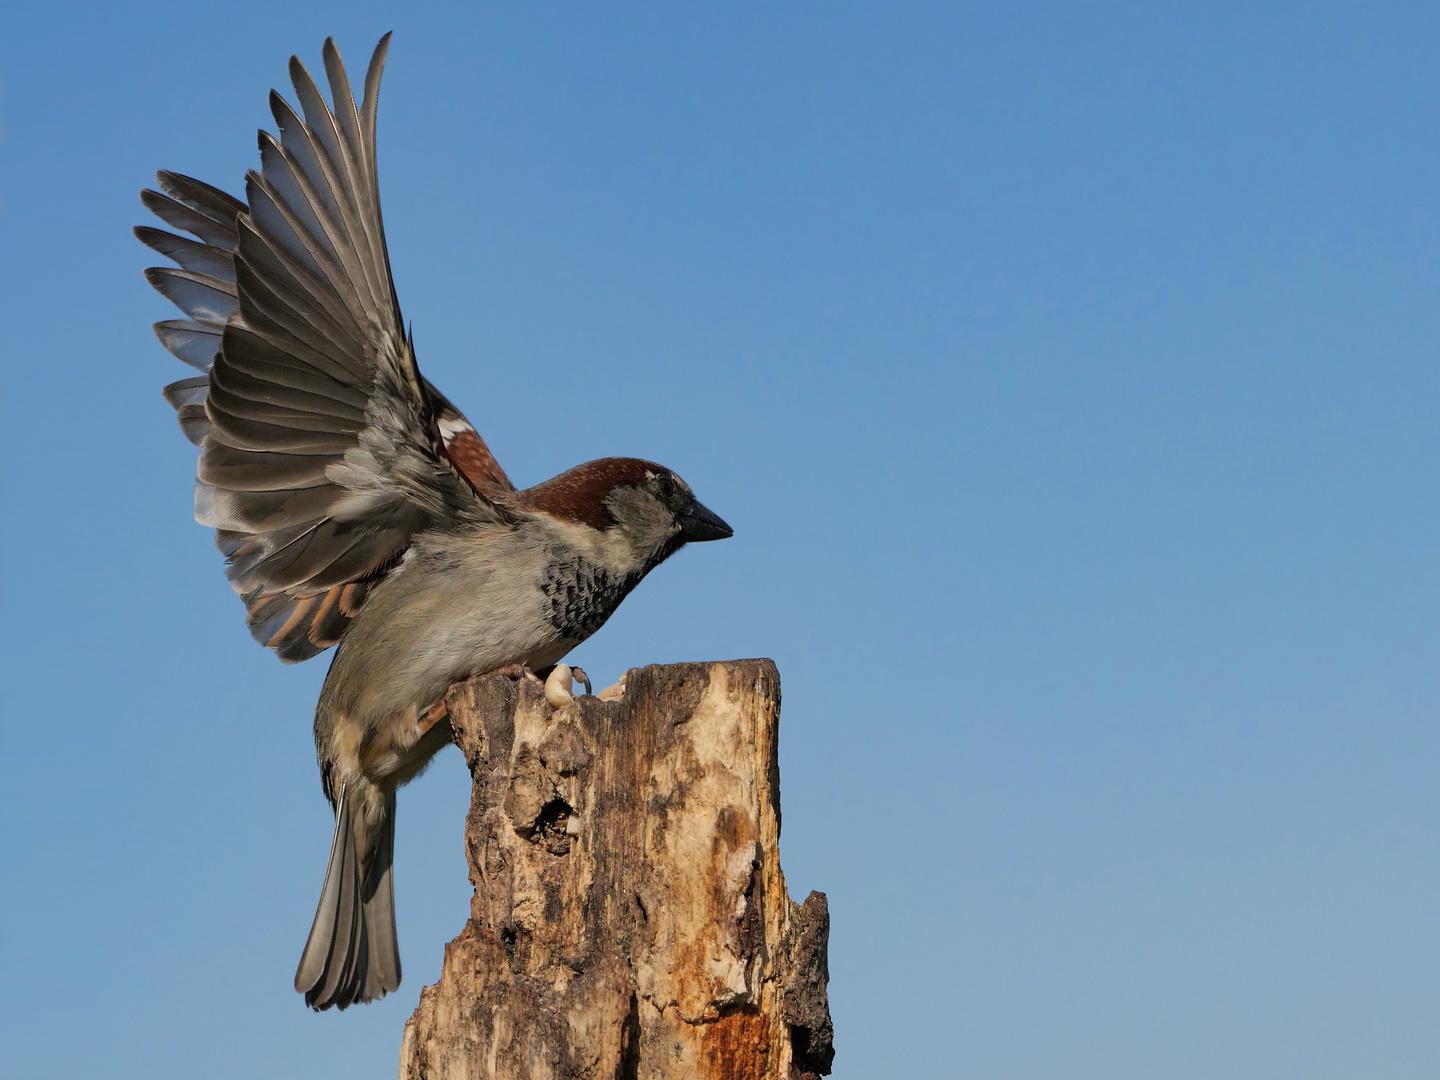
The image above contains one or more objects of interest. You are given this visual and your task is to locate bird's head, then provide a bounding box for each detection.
[519,457,732,570]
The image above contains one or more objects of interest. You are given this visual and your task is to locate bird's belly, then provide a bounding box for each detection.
[404,606,569,683]
[381,594,559,705]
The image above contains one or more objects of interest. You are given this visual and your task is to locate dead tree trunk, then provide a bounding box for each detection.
[400,659,833,1080]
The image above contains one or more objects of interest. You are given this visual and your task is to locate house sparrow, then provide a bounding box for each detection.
[136,34,731,1011]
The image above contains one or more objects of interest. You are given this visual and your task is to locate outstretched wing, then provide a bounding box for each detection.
[139,35,513,662]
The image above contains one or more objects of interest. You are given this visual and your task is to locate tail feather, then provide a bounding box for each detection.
[295,789,401,1010]
[361,800,401,994]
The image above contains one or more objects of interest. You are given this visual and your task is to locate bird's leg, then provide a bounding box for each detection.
[569,666,593,696]
[416,699,448,737]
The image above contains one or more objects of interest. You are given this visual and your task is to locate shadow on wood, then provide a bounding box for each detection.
[400,659,833,1080]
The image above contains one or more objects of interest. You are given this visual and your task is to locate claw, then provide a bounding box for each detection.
[490,662,544,686]
[569,666,592,696]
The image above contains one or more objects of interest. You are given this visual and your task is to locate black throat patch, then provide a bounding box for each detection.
[539,556,646,642]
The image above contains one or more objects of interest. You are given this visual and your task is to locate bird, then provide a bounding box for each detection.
[135,34,732,1011]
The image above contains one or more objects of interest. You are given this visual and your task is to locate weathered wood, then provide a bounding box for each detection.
[400,659,833,1080]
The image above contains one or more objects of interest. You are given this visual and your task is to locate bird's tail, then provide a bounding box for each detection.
[294,787,401,1010]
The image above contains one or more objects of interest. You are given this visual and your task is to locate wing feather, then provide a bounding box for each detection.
[143,267,236,325]
[135,226,235,278]
[205,368,362,429]
[140,189,238,249]
[288,57,390,316]
[161,375,210,410]
[211,352,369,413]
[155,170,247,227]
[198,443,334,489]
[153,319,222,371]
[268,93,374,309]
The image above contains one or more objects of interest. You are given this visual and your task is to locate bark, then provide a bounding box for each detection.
[400,659,833,1080]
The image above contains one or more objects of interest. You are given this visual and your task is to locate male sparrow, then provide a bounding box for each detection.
[136,34,731,1010]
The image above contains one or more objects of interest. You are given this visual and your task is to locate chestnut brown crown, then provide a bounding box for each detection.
[518,458,733,545]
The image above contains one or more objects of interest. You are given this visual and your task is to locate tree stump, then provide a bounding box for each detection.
[399,659,834,1080]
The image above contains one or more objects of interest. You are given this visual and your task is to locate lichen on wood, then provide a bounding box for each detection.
[399,659,833,1080]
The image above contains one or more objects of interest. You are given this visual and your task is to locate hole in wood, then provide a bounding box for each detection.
[519,796,575,855]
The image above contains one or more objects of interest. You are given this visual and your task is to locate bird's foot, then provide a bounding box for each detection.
[489,662,546,688]
[596,677,626,702]
[490,662,594,708]
[541,668,576,711]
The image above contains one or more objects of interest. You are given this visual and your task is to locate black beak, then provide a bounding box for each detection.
[678,499,733,543]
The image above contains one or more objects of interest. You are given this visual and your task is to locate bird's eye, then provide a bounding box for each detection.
[654,474,677,501]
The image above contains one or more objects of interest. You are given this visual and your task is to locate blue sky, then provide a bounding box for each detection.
[5,2,1440,1076]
